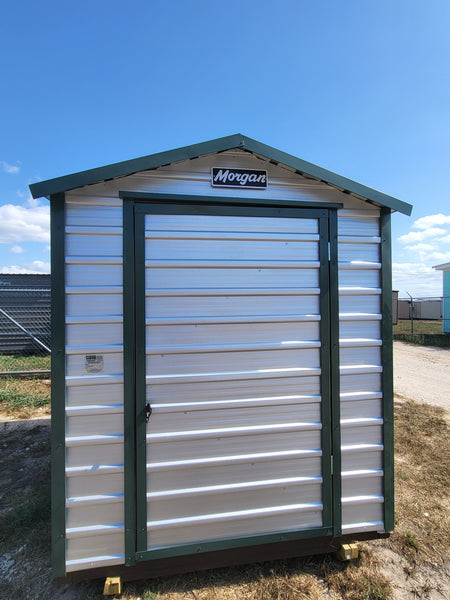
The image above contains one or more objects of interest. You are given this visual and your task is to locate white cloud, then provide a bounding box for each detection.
[426,251,450,264]
[0,261,50,275]
[30,260,50,273]
[394,213,450,297]
[0,203,50,243]
[1,161,20,174]
[392,262,442,297]
[15,189,41,208]
[25,195,41,208]
[399,227,446,244]
[413,214,450,230]
[10,245,24,254]
[393,262,434,276]
[404,243,436,253]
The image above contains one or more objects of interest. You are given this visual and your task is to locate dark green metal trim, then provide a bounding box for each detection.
[136,526,334,562]
[123,200,137,566]
[50,192,67,578]
[328,209,342,536]
[133,201,328,221]
[318,216,332,530]
[30,134,244,200]
[131,197,340,561]
[29,134,412,216]
[134,209,149,555]
[380,208,395,532]
[126,197,334,564]
[119,191,343,210]
[240,137,412,216]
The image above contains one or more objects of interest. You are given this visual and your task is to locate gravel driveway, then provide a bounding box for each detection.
[393,341,450,412]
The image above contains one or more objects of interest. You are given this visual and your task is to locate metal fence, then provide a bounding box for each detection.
[397,296,443,321]
[0,288,51,376]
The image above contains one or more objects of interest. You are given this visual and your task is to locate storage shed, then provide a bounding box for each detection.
[433,263,450,332]
[29,134,412,581]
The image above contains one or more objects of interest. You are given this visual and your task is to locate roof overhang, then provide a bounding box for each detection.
[29,133,412,216]
[433,262,450,271]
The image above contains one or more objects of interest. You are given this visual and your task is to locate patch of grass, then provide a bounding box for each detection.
[119,552,389,600]
[393,319,444,335]
[0,352,51,374]
[402,531,420,552]
[328,574,390,600]
[0,377,50,417]
[325,547,391,600]
[391,400,450,566]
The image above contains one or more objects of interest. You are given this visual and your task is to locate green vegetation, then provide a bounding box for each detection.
[393,320,450,346]
[0,378,50,417]
[401,531,420,553]
[394,319,444,335]
[0,352,51,373]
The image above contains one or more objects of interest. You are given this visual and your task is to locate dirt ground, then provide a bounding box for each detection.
[394,341,450,412]
[0,342,448,599]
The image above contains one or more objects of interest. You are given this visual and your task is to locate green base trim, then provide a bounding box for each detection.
[136,526,334,562]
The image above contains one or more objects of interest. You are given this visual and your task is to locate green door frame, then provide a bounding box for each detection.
[122,192,341,566]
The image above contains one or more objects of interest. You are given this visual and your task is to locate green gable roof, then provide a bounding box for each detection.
[29,133,412,215]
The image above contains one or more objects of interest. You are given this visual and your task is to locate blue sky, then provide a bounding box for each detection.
[1,0,449,297]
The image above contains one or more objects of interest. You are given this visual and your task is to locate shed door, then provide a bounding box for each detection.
[132,201,336,561]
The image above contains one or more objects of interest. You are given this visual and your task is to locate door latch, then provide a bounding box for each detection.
[145,403,152,423]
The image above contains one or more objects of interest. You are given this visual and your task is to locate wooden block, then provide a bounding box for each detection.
[335,543,359,561]
[103,576,122,595]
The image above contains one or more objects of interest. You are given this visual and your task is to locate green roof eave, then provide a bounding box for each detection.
[29,133,412,216]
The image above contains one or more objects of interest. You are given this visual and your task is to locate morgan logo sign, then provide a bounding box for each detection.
[211,168,268,189]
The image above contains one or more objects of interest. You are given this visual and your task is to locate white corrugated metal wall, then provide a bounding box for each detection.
[338,211,384,533]
[63,149,384,571]
[143,212,325,550]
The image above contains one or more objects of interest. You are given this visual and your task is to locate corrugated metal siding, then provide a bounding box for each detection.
[144,213,325,550]
[338,210,384,533]
[0,274,51,288]
[61,149,388,571]
[65,195,124,571]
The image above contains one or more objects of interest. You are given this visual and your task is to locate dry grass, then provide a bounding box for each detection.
[325,547,391,600]
[389,400,450,567]
[119,552,389,600]
[0,377,50,418]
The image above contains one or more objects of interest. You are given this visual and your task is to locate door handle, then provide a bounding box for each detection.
[145,403,152,423]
